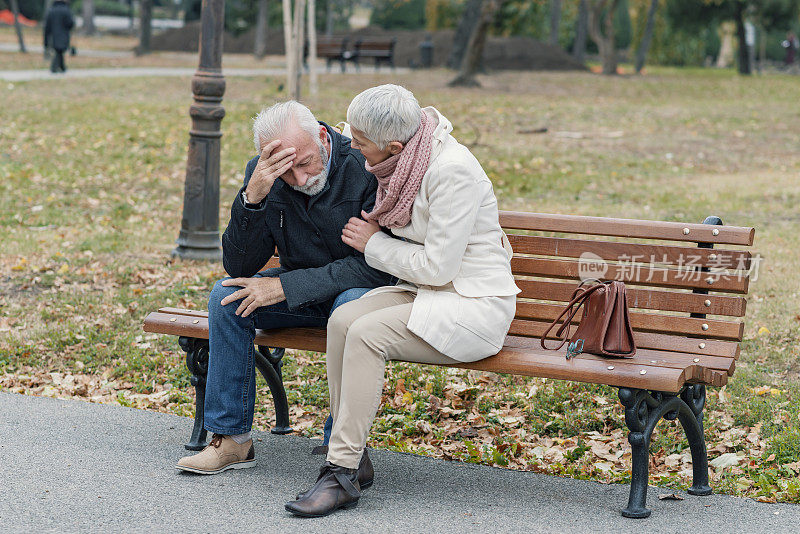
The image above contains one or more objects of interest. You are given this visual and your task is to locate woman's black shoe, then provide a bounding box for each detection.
[285,462,361,518]
[295,449,373,500]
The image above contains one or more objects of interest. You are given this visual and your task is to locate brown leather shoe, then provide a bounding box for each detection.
[285,462,361,518]
[296,449,373,499]
[175,434,255,475]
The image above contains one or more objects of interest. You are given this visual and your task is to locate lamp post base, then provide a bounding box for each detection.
[171,245,222,261]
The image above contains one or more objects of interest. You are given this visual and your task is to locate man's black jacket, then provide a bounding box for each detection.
[222,123,394,311]
[43,1,74,51]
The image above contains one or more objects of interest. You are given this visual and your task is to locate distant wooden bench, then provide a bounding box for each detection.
[351,37,397,71]
[144,211,755,518]
[314,36,352,73]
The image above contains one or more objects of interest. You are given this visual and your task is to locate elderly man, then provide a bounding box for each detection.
[176,101,393,475]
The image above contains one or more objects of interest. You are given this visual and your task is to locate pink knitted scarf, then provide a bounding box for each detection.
[363,110,436,228]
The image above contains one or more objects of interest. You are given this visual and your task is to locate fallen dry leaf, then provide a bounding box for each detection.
[784,461,800,473]
[710,452,741,470]
[657,493,685,501]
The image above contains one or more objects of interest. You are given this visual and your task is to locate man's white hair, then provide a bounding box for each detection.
[346,84,422,150]
[252,100,320,152]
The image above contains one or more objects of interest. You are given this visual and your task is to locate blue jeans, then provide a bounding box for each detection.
[203,268,371,435]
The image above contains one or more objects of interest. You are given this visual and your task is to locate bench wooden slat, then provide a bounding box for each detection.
[511,256,749,294]
[252,327,328,352]
[355,39,395,52]
[499,211,755,246]
[156,307,208,317]
[515,279,746,317]
[144,311,329,352]
[502,336,734,376]
[152,308,741,358]
[507,319,739,358]
[454,347,693,392]
[514,301,744,341]
[506,234,752,270]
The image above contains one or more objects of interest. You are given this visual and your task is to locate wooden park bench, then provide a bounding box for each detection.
[313,36,353,73]
[351,38,397,71]
[143,211,755,518]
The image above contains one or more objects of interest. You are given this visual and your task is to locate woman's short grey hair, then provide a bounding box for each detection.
[346,84,422,150]
[252,101,320,151]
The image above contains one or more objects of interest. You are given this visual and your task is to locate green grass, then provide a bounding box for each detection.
[2,62,800,502]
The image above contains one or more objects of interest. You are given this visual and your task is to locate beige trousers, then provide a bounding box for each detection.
[325,290,458,468]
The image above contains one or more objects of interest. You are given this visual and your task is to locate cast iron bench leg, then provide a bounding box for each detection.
[179,336,209,451]
[618,385,711,518]
[681,384,712,496]
[178,338,294,449]
[255,346,294,435]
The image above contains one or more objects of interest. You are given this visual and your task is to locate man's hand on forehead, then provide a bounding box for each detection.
[261,139,297,165]
[244,140,296,204]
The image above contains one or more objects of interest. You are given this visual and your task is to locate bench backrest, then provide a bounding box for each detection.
[317,37,347,55]
[500,211,754,363]
[146,212,755,392]
[354,38,396,55]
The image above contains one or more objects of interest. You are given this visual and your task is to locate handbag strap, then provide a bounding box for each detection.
[540,282,607,351]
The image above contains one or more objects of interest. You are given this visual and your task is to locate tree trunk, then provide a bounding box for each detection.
[283,0,296,96]
[573,0,588,63]
[601,1,618,74]
[549,0,561,47]
[634,0,658,73]
[734,3,751,75]
[588,0,619,75]
[308,0,317,95]
[254,0,270,58]
[326,0,334,36]
[716,21,735,68]
[283,0,306,99]
[448,0,499,87]
[447,0,483,69]
[83,0,97,36]
[137,0,153,55]
[9,0,26,53]
[294,0,306,99]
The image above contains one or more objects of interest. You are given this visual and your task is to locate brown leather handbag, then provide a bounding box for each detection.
[540,280,636,359]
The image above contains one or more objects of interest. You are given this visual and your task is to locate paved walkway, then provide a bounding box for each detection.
[0,64,407,82]
[0,43,131,57]
[1,66,284,82]
[1,392,797,532]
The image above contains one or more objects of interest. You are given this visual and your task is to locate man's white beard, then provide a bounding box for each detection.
[290,143,328,196]
[290,171,327,196]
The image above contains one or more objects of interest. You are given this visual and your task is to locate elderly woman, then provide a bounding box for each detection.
[285,85,520,517]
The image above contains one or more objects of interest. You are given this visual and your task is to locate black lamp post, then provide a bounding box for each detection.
[173,0,226,260]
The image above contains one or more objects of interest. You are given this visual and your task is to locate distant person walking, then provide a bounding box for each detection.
[782,31,798,67]
[43,0,74,73]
